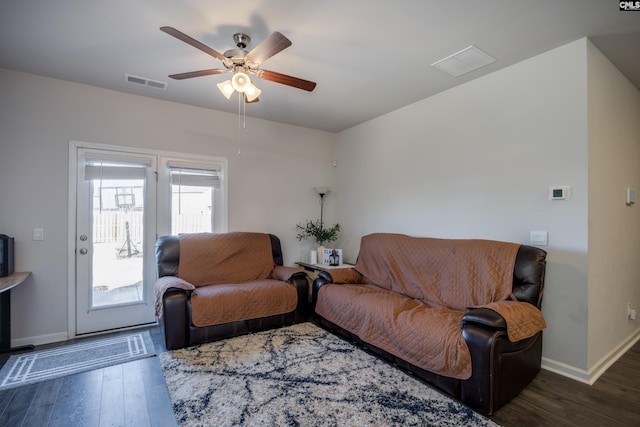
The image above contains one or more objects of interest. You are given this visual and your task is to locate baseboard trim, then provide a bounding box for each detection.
[11,331,69,349]
[542,328,640,385]
[586,328,640,385]
[541,357,590,384]
[10,322,158,350]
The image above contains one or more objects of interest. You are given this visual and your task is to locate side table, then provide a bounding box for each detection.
[295,261,355,277]
[0,272,35,354]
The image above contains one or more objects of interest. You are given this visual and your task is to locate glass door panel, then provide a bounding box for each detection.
[91,180,145,307]
[75,148,156,334]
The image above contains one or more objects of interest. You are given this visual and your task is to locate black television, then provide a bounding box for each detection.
[0,234,14,277]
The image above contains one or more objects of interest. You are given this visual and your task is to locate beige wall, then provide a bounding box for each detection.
[335,39,595,378]
[587,41,640,373]
[0,69,336,345]
[2,36,640,383]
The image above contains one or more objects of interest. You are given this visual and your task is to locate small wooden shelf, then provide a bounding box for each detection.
[0,272,31,293]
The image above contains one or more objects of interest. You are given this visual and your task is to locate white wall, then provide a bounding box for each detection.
[3,37,639,381]
[336,40,591,375]
[587,41,640,373]
[0,69,336,345]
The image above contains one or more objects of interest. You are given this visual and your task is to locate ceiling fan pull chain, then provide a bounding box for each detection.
[243,95,247,130]
[237,92,242,155]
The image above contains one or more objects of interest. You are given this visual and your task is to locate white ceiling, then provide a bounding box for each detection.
[1,1,639,133]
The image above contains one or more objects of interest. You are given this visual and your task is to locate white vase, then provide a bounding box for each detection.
[316,245,325,265]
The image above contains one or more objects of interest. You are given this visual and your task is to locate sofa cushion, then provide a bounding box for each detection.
[355,233,520,311]
[316,283,472,380]
[190,280,297,327]
[177,232,274,287]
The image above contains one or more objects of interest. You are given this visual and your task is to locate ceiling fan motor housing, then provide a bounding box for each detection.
[233,33,250,49]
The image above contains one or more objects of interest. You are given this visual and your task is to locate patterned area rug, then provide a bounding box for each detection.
[0,331,155,390]
[160,323,498,426]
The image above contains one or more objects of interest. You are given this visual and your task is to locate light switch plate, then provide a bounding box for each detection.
[530,230,548,246]
[33,227,44,241]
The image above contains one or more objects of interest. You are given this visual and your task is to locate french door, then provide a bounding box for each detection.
[74,147,157,334]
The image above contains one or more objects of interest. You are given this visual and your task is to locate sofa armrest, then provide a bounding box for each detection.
[461,308,507,331]
[317,270,334,283]
[476,301,547,342]
[311,268,363,308]
[311,272,333,308]
[327,268,363,284]
[461,320,543,415]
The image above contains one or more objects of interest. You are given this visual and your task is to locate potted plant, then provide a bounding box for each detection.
[296,219,341,263]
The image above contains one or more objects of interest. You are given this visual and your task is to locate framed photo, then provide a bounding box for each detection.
[322,248,343,265]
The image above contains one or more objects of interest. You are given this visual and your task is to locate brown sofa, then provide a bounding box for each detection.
[312,233,547,415]
[154,232,309,350]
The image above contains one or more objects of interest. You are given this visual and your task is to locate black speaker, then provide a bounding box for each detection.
[0,234,14,277]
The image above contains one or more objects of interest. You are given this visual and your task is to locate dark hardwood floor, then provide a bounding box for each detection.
[1,324,638,426]
[0,325,177,427]
[491,339,640,426]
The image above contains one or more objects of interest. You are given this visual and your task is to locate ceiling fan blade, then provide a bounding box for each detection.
[160,26,226,62]
[246,32,292,64]
[256,70,317,92]
[168,69,228,80]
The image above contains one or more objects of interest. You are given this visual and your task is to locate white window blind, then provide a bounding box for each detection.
[84,156,151,181]
[168,160,220,234]
[84,165,147,180]
[168,161,221,188]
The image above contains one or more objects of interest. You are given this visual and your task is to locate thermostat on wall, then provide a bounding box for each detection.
[549,186,571,200]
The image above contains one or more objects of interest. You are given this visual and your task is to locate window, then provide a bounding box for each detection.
[161,158,227,235]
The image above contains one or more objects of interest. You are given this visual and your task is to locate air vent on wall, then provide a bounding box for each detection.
[431,46,496,77]
[124,74,168,90]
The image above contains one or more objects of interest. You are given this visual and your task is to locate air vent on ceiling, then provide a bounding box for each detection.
[431,46,496,77]
[124,74,167,90]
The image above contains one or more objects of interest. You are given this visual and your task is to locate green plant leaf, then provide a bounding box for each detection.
[295,219,341,246]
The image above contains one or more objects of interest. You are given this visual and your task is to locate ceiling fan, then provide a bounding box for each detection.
[160,27,317,103]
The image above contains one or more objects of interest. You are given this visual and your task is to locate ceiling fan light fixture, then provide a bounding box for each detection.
[244,84,261,102]
[231,71,251,93]
[217,80,234,99]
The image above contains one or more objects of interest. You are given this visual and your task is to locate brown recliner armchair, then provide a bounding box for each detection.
[154,232,309,350]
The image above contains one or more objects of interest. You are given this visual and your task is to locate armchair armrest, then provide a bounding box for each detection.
[271,266,309,322]
[272,265,306,282]
[154,276,195,317]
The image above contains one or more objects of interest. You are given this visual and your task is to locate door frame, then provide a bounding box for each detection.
[67,140,228,338]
